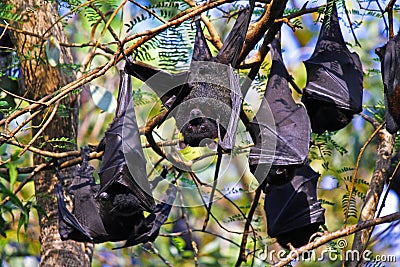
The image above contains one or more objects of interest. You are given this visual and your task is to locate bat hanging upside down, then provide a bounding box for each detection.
[55,68,177,248]
[125,1,255,150]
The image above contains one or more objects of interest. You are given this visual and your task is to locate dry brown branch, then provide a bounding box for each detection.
[18,101,61,158]
[177,183,199,266]
[272,211,400,267]
[1,0,236,132]
[348,128,395,266]
[237,0,288,65]
[235,186,262,267]
[148,243,173,267]
[343,123,384,227]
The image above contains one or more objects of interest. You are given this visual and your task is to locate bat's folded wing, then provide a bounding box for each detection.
[56,148,107,242]
[249,38,310,171]
[125,59,189,107]
[302,0,363,133]
[118,183,177,248]
[264,165,325,248]
[376,34,400,134]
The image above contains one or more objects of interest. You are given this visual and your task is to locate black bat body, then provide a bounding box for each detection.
[301,0,363,134]
[56,69,176,247]
[125,2,254,149]
[376,32,400,134]
[248,36,324,248]
[264,165,325,248]
[249,37,311,183]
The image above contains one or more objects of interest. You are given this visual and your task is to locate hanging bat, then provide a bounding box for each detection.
[301,0,363,134]
[249,36,311,184]
[247,36,324,248]
[376,32,400,134]
[56,69,176,247]
[125,1,255,149]
[264,164,325,248]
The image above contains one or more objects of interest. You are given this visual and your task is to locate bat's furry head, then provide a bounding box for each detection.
[180,108,220,147]
[99,184,145,216]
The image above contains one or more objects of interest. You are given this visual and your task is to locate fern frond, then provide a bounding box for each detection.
[342,192,357,218]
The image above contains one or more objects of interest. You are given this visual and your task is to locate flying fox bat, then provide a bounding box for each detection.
[247,36,324,248]
[249,36,311,184]
[376,32,400,134]
[56,70,176,247]
[301,0,363,134]
[264,164,325,248]
[125,1,255,149]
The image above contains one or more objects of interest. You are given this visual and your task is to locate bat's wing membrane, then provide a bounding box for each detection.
[249,37,310,169]
[192,18,212,62]
[214,0,254,67]
[248,37,324,248]
[56,69,176,247]
[97,71,155,212]
[125,59,189,107]
[56,147,105,242]
[264,165,325,248]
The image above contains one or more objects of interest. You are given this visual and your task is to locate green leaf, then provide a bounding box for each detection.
[89,84,117,113]
[6,163,17,191]
[171,236,187,252]
[0,100,9,108]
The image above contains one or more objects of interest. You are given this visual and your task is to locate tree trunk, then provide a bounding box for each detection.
[8,1,93,266]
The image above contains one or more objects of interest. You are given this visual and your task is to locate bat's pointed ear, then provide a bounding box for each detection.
[192,17,212,62]
[215,0,254,67]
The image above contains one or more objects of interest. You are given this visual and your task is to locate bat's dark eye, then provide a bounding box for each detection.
[186,125,193,132]
[200,125,207,132]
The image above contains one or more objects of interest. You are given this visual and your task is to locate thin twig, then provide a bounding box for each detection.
[128,0,167,24]
[272,211,400,267]
[148,243,173,267]
[341,0,361,47]
[177,181,199,266]
[376,156,400,217]
[18,101,60,157]
[235,186,262,267]
[190,172,246,235]
[348,128,395,266]
[343,123,384,227]
[202,147,223,231]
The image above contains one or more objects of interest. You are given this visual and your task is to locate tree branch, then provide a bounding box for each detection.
[272,211,400,267]
[348,128,395,266]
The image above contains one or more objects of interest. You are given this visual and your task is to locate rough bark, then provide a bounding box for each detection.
[347,129,395,267]
[8,1,93,266]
